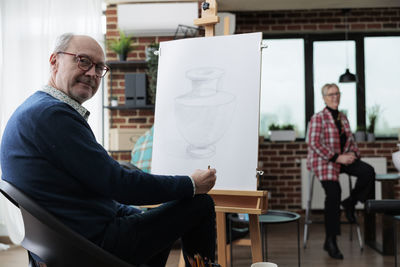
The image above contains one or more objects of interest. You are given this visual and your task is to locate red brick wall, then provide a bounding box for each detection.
[259,141,400,211]
[106,5,173,123]
[235,8,400,34]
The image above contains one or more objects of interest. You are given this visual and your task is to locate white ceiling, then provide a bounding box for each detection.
[105,0,400,11]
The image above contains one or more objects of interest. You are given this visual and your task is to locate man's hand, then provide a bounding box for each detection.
[191,168,217,194]
[336,153,356,165]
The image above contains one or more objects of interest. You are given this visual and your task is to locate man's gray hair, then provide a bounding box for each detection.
[321,83,339,96]
[53,33,74,53]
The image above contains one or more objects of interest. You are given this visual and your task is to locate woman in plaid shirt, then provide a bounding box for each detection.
[307,83,375,260]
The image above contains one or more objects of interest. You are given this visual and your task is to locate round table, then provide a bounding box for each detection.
[259,210,301,267]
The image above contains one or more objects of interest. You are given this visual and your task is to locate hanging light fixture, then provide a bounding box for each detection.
[339,9,357,83]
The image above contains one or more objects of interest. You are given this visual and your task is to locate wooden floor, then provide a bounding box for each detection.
[0,216,397,267]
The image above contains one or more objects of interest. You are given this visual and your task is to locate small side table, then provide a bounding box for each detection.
[227,211,301,267]
[259,210,301,267]
[365,173,400,255]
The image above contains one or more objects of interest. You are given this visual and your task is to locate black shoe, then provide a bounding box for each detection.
[341,198,356,223]
[324,236,344,259]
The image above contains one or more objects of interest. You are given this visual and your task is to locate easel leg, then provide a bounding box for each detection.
[178,250,185,267]
[205,25,215,37]
[249,214,263,262]
[216,211,227,267]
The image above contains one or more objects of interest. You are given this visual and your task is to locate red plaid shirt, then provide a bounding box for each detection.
[307,107,360,181]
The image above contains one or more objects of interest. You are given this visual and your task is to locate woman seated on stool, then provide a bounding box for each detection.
[307,83,375,259]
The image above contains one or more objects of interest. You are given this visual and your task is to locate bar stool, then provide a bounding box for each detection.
[303,170,363,250]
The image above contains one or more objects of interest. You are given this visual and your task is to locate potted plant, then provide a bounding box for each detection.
[354,125,366,142]
[269,123,296,141]
[107,30,135,61]
[146,42,160,105]
[110,96,118,107]
[367,104,381,142]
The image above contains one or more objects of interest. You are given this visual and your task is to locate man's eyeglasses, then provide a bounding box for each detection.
[57,52,109,78]
[324,92,341,98]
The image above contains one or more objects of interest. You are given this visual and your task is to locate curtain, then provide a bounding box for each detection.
[0,0,104,244]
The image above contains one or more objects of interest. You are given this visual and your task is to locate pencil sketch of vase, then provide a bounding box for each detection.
[174,67,236,158]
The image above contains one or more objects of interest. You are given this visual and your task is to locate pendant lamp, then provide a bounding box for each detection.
[339,9,357,83]
[339,68,357,83]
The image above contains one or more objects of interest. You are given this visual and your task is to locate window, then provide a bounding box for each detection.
[365,36,400,137]
[260,33,400,140]
[260,39,305,138]
[313,40,357,130]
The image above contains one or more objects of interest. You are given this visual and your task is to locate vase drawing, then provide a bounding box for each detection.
[174,67,236,158]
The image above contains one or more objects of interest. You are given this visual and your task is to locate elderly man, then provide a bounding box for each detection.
[0,33,217,266]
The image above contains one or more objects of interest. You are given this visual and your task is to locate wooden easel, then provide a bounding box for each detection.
[209,189,268,266]
[178,190,267,267]
[193,0,219,37]
[192,2,269,266]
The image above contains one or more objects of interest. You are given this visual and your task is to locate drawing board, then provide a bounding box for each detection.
[152,32,262,190]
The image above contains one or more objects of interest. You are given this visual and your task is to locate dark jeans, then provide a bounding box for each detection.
[101,194,216,266]
[320,159,375,237]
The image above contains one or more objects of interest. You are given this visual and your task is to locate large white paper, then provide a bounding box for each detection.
[152,32,262,191]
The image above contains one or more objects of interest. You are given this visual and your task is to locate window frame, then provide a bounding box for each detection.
[261,31,400,140]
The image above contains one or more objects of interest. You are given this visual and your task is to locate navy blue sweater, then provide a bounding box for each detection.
[0,91,193,244]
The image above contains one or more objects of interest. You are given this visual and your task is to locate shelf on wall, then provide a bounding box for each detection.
[106,60,147,70]
[104,105,155,110]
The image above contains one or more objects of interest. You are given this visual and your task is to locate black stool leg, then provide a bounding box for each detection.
[229,216,233,267]
[297,219,301,267]
[265,223,268,262]
[395,217,398,267]
[348,174,353,242]
[347,174,364,250]
[261,223,265,262]
[304,172,315,248]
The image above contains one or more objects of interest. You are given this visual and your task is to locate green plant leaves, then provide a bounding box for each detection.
[146,42,160,105]
[268,123,295,130]
[107,30,135,56]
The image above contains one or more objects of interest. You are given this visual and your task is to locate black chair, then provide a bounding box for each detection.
[366,199,400,267]
[0,179,135,267]
[365,199,400,215]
